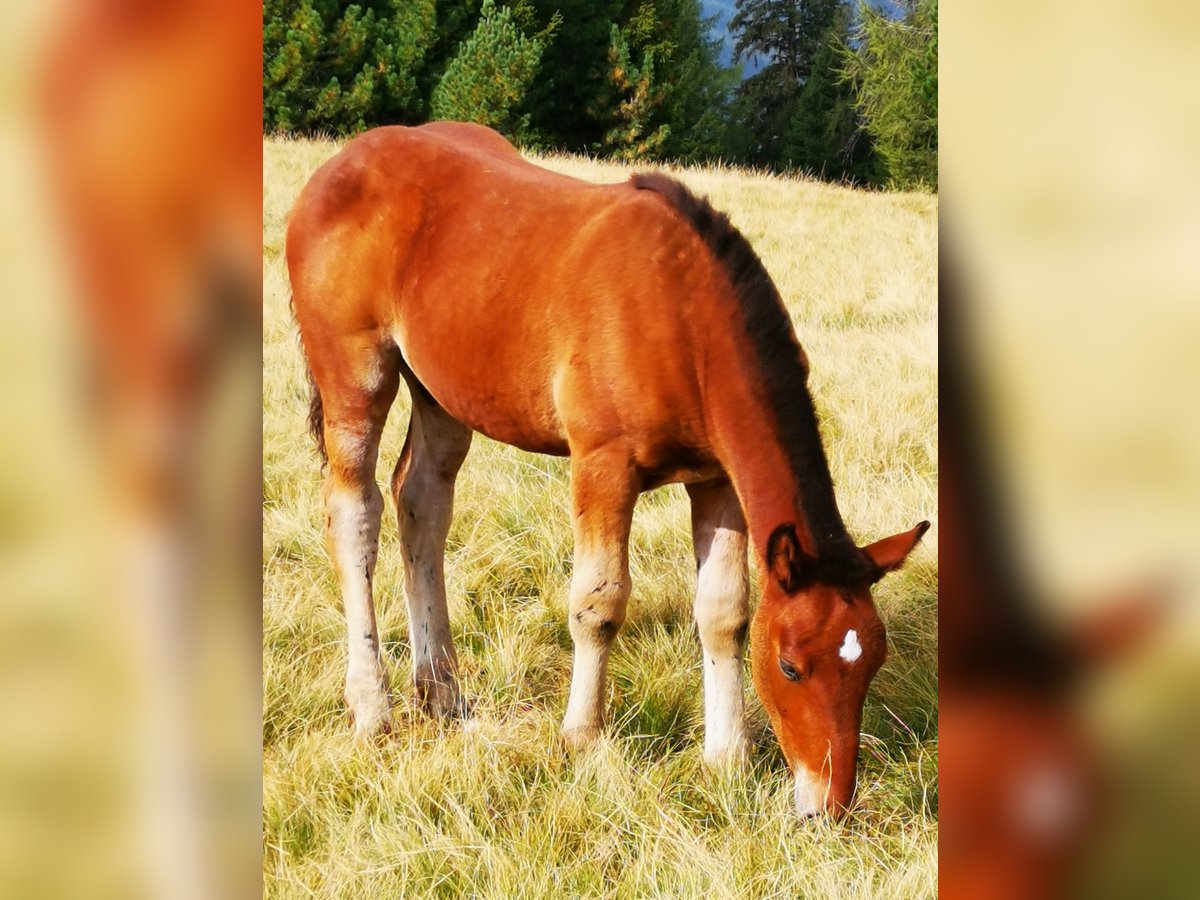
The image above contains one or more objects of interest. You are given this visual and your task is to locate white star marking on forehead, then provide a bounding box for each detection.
[839,629,862,663]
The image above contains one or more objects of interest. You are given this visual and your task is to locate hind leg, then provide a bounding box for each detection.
[315,343,399,737]
[391,391,472,718]
[687,479,750,765]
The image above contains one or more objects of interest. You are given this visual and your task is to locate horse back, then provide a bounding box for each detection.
[289,125,723,472]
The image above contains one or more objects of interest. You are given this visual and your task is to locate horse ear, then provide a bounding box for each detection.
[766,524,806,594]
[863,521,931,581]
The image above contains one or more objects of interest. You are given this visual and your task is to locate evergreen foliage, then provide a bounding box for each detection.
[430,0,552,138]
[591,24,670,160]
[781,8,881,183]
[260,0,937,190]
[520,0,624,151]
[263,0,437,134]
[522,0,732,160]
[616,0,737,162]
[727,0,845,167]
[417,0,482,102]
[845,0,938,189]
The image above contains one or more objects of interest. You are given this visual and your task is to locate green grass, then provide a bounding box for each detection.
[263,136,938,898]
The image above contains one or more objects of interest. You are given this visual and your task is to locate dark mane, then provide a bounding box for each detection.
[630,173,868,584]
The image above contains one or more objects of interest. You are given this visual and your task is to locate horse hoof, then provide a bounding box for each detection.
[347,706,394,741]
[703,742,750,770]
[560,725,603,752]
[345,678,393,740]
[415,681,468,721]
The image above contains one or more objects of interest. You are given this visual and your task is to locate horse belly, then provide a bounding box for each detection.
[446,391,569,457]
[394,318,568,456]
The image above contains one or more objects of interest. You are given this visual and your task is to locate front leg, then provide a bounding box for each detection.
[687,479,750,765]
[560,448,639,749]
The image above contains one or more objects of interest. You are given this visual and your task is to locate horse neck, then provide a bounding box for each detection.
[699,306,854,570]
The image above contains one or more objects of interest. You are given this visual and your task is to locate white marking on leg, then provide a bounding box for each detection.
[839,628,862,663]
[560,452,636,746]
[695,522,749,764]
[562,551,627,740]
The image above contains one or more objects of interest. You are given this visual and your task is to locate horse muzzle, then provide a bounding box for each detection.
[793,765,831,818]
[794,764,856,819]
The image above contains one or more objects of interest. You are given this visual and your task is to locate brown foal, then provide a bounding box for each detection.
[288,122,927,817]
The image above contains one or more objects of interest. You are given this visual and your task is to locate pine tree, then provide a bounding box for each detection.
[429,0,553,139]
[262,0,737,163]
[728,0,845,167]
[622,0,737,162]
[845,0,937,189]
[781,9,881,183]
[518,0,623,150]
[520,0,733,160]
[589,24,669,160]
[263,0,438,134]
[417,0,483,103]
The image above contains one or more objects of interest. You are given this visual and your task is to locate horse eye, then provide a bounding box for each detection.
[779,658,804,682]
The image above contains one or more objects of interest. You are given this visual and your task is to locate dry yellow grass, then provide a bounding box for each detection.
[263,135,938,898]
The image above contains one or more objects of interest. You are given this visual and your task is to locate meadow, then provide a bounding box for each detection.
[263,136,938,898]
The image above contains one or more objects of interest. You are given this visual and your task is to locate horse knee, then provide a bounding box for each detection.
[569,578,629,648]
[694,589,749,655]
[697,610,749,656]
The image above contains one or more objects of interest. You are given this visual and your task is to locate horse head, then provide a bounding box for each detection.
[751,521,929,817]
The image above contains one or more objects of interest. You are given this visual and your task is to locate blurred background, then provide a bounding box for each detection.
[0,0,1195,897]
[941,2,1199,897]
[0,1,260,898]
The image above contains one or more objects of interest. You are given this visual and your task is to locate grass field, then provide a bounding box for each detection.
[263,136,938,898]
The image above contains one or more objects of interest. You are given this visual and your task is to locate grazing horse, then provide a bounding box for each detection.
[288,122,928,818]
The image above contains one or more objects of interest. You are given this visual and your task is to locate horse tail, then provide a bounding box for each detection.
[290,288,328,468]
[306,361,327,468]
